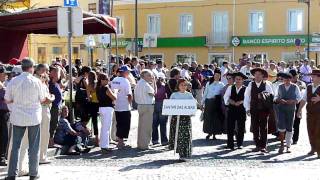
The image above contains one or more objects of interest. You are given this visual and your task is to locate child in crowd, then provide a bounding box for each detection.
[169,78,196,161]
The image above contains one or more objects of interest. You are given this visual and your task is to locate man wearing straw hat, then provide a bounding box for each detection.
[298,69,320,159]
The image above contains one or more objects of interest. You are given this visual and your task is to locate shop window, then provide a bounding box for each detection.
[281,52,306,62]
[208,53,231,66]
[248,53,267,63]
[88,3,97,13]
[73,46,80,59]
[176,53,196,64]
[145,54,163,61]
[52,47,62,55]
[37,47,46,63]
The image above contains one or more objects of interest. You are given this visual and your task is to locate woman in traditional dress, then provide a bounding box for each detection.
[168,78,195,160]
[201,68,225,140]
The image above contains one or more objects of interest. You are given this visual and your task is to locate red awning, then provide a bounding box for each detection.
[0,7,117,63]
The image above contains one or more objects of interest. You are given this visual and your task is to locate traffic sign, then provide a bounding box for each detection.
[57,7,83,37]
[304,47,320,52]
[64,0,78,7]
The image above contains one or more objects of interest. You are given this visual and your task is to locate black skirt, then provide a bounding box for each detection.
[203,96,224,134]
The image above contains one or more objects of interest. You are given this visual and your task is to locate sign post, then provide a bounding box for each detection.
[60,0,81,122]
[143,34,157,61]
[162,99,197,155]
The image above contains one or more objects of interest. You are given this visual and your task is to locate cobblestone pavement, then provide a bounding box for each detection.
[1,110,319,180]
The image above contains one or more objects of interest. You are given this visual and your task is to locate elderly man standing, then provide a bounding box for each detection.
[5,58,45,180]
[135,69,156,150]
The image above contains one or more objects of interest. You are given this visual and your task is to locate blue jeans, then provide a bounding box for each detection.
[8,124,40,177]
[152,101,168,144]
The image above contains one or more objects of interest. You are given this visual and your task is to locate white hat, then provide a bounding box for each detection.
[12,65,23,74]
[157,72,166,79]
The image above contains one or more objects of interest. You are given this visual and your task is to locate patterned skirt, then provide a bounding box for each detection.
[168,116,192,158]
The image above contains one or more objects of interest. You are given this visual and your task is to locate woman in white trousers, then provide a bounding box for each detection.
[96,73,117,154]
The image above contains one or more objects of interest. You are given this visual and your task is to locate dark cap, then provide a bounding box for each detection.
[289,69,298,77]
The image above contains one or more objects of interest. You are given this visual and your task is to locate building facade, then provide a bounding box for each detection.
[113,0,320,65]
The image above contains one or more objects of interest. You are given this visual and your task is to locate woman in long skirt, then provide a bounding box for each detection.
[201,68,225,140]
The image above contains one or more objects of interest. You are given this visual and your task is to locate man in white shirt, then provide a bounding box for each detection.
[223,72,247,150]
[111,65,133,149]
[5,58,46,180]
[221,61,229,85]
[297,69,320,159]
[134,69,156,149]
[181,63,191,80]
[240,61,253,79]
[244,68,274,153]
[299,59,312,84]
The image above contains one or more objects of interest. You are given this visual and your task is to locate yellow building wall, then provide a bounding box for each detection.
[26,0,102,64]
[113,0,320,66]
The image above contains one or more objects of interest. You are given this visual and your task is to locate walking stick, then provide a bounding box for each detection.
[174,115,180,155]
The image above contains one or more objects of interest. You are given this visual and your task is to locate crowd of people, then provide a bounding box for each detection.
[1,52,320,180]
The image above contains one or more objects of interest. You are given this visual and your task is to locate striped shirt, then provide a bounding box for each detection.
[5,72,45,126]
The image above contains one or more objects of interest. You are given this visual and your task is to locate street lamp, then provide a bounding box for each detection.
[298,0,311,59]
[135,0,138,57]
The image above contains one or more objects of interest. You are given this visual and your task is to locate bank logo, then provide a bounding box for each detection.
[231,36,241,47]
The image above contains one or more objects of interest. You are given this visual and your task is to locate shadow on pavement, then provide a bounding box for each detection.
[118,160,184,172]
[55,148,167,160]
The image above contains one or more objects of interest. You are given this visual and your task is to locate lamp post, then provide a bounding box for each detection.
[299,0,311,59]
[135,0,138,57]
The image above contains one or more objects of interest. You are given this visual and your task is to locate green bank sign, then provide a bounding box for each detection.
[112,36,206,48]
[231,35,312,47]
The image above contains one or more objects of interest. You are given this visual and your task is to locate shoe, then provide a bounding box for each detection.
[317,154,320,159]
[101,148,112,154]
[0,159,7,166]
[30,175,40,180]
[252,147,260,152]
[205,135,211,140]
[5,177,16,180]
[81,147,91,154]
[66,151,81,155]
[278,146,284,154]
[237,146,243,149]
[286,147,292,153]
[226,146,235,150]
[212,136,217,140]
[161,142,169,146]
[260,148,269,153]
[292,141,297,145]
[39,160,52,165]
[308,150,316,155]
[152,141,160,145]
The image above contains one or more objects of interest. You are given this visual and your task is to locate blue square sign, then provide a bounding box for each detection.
[64,0,78,7]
